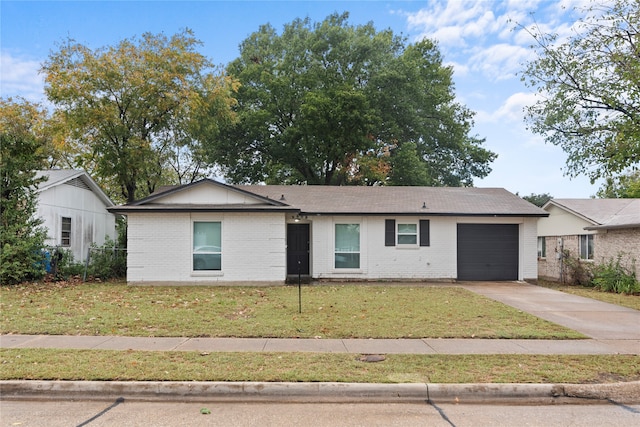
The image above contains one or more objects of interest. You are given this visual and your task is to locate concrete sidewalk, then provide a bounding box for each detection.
[2,334,639,355]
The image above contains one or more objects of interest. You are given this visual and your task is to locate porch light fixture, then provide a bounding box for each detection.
[293,214,307,222]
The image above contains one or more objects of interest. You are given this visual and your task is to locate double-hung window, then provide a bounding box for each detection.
[335,224,360,269]
[193,222,222,271]
[537,237,546,258]
[397,223,418,245]
[385,219,430,247]
[579,234,594,260]
[61,217,71,247]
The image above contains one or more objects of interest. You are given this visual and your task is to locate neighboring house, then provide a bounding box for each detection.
[109,179,546,285]
[36,169,117,262]
[537,198,640,282]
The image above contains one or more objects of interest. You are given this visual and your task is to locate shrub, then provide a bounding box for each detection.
[561,251,594,287]
[85,238,126,280]
[591,255,639,295]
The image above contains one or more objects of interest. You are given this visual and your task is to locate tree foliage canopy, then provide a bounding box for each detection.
[42,29,238,203]
[596,170,640,198]
[211,13,495,186]
[520,193,553,207]
[522,0,640,182]
[0,98,49,284]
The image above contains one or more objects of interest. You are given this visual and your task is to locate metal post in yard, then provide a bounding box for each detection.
[298,260,302,314]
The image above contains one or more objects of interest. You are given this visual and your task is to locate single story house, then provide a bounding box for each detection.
[109,179,546,285]
[537,198,640,282]
[36,169,117,262]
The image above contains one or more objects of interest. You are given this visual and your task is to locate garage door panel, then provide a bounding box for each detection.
[457,224,518,281]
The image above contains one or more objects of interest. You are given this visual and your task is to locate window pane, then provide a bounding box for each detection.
[537,237,546,258]
[194,222,221,249]
[335,224,359,252]
[579,235,594,260]
[335,224,359,269]
[61,217,71,246]
[398,234,417,244]
[397,224,416,234]
[194,254,221,271]
[193,222,221,271]
[335,253,360,269]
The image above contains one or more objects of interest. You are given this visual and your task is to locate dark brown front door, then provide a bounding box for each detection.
[287,223,310,275]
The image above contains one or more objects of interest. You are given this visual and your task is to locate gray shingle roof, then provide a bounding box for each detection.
[112,179,547,216]
[239,185,547,216]
[546,199,640,229]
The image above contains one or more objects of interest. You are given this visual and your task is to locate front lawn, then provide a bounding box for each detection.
[0,282,584,339]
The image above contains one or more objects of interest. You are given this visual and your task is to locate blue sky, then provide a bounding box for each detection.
[1,0,604,197]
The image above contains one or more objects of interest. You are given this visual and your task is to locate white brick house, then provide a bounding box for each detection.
[110,179,546,285]
[537,198,640,282]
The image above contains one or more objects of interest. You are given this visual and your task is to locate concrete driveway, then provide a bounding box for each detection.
[459,282,640,340]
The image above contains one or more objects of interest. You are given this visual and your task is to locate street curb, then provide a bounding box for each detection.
[2,381,638,404]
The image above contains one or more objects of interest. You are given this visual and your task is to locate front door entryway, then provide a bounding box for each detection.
[287,223,310,275]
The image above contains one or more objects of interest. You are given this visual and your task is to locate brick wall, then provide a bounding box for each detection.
[596,228,640,280]
[538,229,640,282]
[311,216,538,281]
[127,212,286,284]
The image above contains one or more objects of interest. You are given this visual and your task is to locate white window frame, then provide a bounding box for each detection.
[537,236,546,258]
[334,223,360,269]
[397,222,418,246]
[192,221,222,272]
[579,234,594,260]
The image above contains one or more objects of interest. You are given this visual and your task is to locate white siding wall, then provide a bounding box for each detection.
[37,184,116,261]
[310,216,538,281]
[127,212,286,284]
[537,205,595,236]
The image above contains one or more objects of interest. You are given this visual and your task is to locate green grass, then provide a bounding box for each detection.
[0,282,584,339]
[1,349,638,384]
[537,281,640,311]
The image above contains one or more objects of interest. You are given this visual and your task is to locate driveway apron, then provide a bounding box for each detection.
[459,282,640,340]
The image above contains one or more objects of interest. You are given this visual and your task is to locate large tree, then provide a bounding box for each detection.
[211,13,495,186]
[0,98,49,285]
[597,170,640,198]
[522,0,640,183]
[42,29,238,203]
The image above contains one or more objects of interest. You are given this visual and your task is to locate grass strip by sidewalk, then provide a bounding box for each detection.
[1,283,584,339]
[1,349,638,384]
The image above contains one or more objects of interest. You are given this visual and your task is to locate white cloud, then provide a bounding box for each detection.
[475,92,536,124]
[468,43,533,81]
[0,52,45,102]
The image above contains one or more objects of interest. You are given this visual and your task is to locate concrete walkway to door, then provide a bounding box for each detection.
[459,282,640,340]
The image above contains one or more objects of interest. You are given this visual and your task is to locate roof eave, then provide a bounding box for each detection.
[584,223,640,231]
[300,211,549,217]
[108,206,300,214]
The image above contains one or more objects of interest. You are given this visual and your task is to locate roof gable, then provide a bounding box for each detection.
[544,198,640,230]
[111,179,295,213]
[36,169,114,207]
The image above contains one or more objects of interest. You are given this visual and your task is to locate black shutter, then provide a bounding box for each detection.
[385,219,395,246]
[419,220,430,246]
